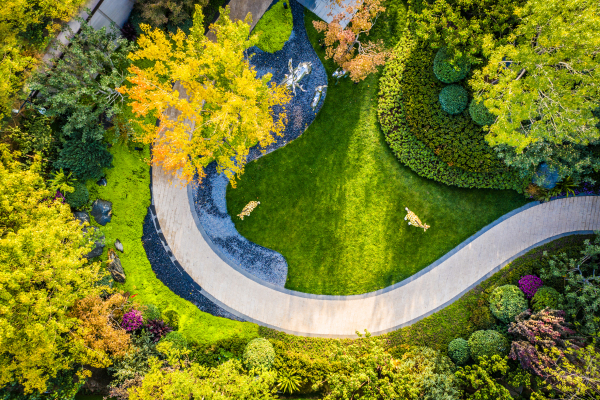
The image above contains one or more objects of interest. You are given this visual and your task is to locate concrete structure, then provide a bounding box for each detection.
[153,159,600,337]
[296,0,357,27]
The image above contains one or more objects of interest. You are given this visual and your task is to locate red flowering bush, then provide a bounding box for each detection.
[518,275,543,298]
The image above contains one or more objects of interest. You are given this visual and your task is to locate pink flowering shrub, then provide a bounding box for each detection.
[508,309,580,378]
[518,275,543,298]
[121,309,143,332]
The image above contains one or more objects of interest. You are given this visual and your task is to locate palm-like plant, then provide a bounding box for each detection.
[277,368,301,394]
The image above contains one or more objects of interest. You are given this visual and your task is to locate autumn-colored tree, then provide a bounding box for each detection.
[69,293,132,367]
[119,6,290,185]
[0,0,87,118]
[313,0,390,82]
[0,144,108,394]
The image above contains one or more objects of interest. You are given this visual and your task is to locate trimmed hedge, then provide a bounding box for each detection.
[433,47,470,83]
[377,37,523,190]
[469,99,496,126]
[468,330,509,362]
[243,338,275,370]
[439,85,468,115]
[532,286,562,312]
[489,285,528,323]
[448,338,470,365]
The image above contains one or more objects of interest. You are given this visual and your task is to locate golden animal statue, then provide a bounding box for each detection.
[238,201,260,220]
[404,207,430,232]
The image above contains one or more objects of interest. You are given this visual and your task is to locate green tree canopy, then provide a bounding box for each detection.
[473,0,600,183]
[30,18,134,142]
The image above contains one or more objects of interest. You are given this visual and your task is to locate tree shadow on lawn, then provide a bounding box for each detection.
[225,8,528,296]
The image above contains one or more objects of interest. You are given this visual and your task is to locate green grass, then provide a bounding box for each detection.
[88,140,258,346]
[225,9,529,296]
[252,0,294,53]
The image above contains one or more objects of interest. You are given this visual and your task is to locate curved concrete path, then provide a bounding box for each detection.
[153,160,600,337]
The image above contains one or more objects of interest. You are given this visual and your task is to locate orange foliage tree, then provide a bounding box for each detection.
[118,6,290,186]
[69,293,132,367]
[313,0,390,82]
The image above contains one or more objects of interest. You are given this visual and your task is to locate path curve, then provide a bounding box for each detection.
[153,156,600,337]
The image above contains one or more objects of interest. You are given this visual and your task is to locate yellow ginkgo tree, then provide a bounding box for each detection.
[119,6,291,186]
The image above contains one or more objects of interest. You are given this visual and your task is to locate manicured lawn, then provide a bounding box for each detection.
[225,9,529,296]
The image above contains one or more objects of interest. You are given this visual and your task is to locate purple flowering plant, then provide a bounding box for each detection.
[518,275,543,299]
[122,309,144,332]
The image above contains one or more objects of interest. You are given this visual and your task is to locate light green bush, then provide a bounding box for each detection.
[531,286,562,312]
[243,338,275,370]
[253,1,293,53]
[489,285,528,323]
[468,330,509,362]
[439,85,469,115]
[161,331,188,350]
[433,47,470,83]
[448,338,470,365]
[162,309,180,331]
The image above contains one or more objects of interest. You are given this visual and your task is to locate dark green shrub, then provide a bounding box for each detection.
[448,338,470,365]
[469,99,496,126]
[54,135,113,181]
[143,304,161,322]
[531,286,562,312]
[65,181,89,209]
[433,47,470,83]
[160,331,188,350]
[489,285,528,323]
[377,37,522,190]
[253,0,293,53]
[243,338,275,370]
[162,309,180,331]
[439,85,469,115]
[189,336,250,367]
[468,330,509,362]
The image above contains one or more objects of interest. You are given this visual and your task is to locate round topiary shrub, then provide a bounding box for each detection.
[143,304,161,322]
[160,331,187,349]
[433,47,471,84]
[448,338,470,365]
[65,181,89,209]
[532,286,562,312]
[162,310,180,331]
[518,275,544,299]
[439,85,469,115]
[468,99,496,126]
[468,330,509,362]
[489,285,528,323]
[243,338,275,371]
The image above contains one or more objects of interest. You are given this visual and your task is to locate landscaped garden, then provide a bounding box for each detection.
[1,0,600,398]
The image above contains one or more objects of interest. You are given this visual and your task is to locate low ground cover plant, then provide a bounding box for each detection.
[252,0,293,53]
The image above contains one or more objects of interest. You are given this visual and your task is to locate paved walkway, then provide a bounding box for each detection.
[153,159,600,337]
[297,0,357,26]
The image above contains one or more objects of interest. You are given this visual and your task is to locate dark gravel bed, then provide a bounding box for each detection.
[142,206,244,321]
[192,0,328,286]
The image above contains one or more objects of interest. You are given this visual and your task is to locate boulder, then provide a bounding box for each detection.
[91,199,112,226]
[84,226,105,259]
[107,248,126,283]
[115,239,124,253]
[74,211,91,225]
[97,177,107,186]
